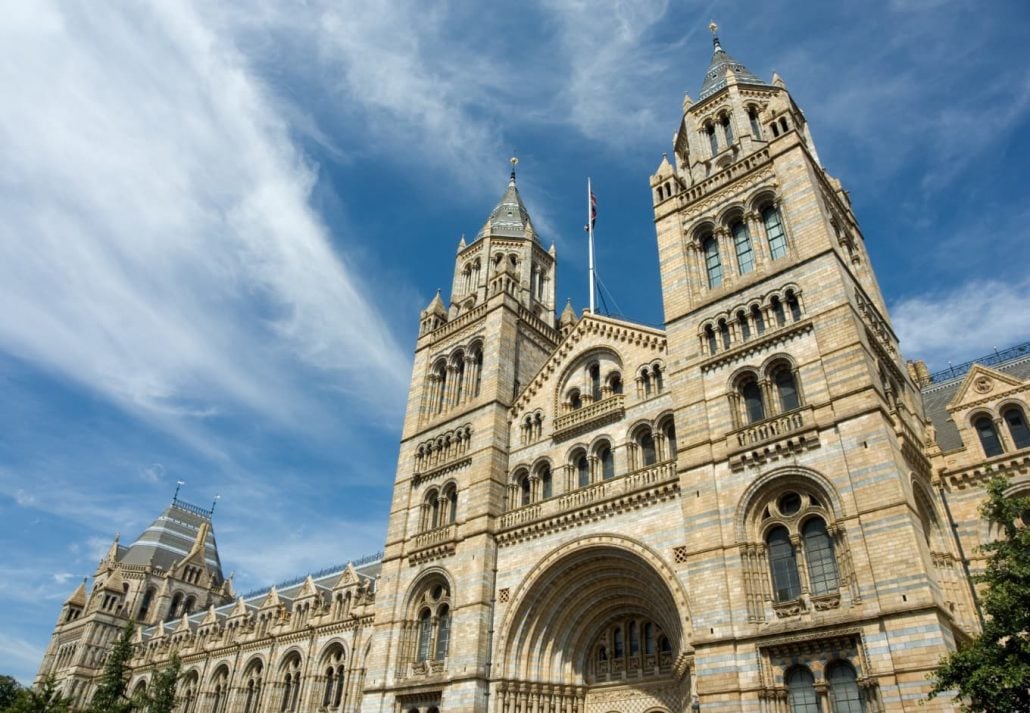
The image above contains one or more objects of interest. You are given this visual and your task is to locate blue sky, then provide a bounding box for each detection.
[1,0,1028,684]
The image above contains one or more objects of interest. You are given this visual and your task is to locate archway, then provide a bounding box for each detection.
[496,537,693,712]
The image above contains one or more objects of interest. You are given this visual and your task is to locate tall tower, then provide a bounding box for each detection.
[649,26,973,710]
[36,496,232,706]
[361,165,561,712]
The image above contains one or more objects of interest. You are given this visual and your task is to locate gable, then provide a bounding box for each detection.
[947,364,1026,412]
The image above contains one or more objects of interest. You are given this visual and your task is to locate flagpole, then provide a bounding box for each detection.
[588,177,595,314]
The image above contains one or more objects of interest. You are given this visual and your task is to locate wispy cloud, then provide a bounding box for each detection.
[0,2,409,446]
[893,279,1030,369]
[0,632,44,684]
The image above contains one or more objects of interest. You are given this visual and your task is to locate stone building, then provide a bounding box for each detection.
[36,29,1030,713]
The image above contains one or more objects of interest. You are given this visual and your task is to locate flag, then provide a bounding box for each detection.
[590,190,597,230]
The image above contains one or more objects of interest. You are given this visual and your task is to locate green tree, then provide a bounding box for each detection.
[0,676,21,710]
[930,476,1030,711]
[135,655,179,713]
[4,676,70,713]
[88,621,136,713]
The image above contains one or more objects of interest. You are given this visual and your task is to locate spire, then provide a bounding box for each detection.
[65,578,88,607]
[698,22,768,100]
[422,290,447,319]
[475,159,538,241]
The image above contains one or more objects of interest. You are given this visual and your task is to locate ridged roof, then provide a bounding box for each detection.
[118,499,224,583]
[699,34,768,101]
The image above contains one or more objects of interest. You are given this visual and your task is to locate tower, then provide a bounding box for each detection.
[648,26,974,709]
[361,164,561,712]
[36,496,231,706]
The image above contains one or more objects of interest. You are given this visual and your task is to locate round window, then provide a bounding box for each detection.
[778,492,802,516]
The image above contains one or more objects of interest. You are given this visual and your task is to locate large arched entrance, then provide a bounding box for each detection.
[495,536,692,712]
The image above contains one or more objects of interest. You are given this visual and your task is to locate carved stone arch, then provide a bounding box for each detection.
[1002,473,1030,498]
[207,661,232,685]
[967,407,996,429]
[688,219,718,246]
[404,567,455,610]
[509,464,531,484]
[554,347,624,413]
[716,201,747,227]
[241,654,266,675]
[627,418,655,441]
[588,433,614,453]
[317,638,348,663]
[495,534,693,683]
[735,466,845,543]
[276,646,305,669]
[748,187,780,213]
[760,351,798,375]
[566,443,590,464]
[727,364,762,391]
[531,456,554,477]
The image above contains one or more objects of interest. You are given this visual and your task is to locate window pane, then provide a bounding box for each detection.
[752,306,766,335]
[722,115,734,144]
[828,661,865,713]
[767,526,801,601]
[435,606,450,660]
[787,667,819,713]
[708,125,719,155]
[578,456,590,487]
[417,610,432,661]
[704,237,723,288]
[743,381,765,423]
[803,517,839,594]
[600,447,615,480]
[1004,407,1030,449]
[541,469,553,498]
[641,434,657,466]
[613,627,624,657]
[975,416,1004,457]
[763,206,787,259]
[775,369,800,412]
[733,222,754,274]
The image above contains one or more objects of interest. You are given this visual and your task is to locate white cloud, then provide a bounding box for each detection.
[0,2,409,444]
[892,279,1030,369]
[0,633,44,685]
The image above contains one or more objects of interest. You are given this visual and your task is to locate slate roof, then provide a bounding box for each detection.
[119,499,223,582]
[476,173,537,241]
[699,35,769,101]
[921,350,1030,452]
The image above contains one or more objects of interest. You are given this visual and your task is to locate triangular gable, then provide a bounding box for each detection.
[297,575,318,598]
[228,596,249,618]
[200,605,218,626]
[332,563,358,589]
[260,585,281,609]
[947,363,1025,410]
[511,312,667,418]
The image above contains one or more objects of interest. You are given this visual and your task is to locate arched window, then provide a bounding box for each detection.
[707,123,719,156]
[1003,405,1030,449]
[751,304,766,335]
[748,106,762,140]
[643,622,655,655]
[721,114,734,145]
[519,474,531,507]
[719,319,731,350]
[771,296,786,327]
[772,365,800,412]
[138,587,155,620]
[470,346,483,398]
[613,627,624,657]
[786,667,819,713]
[608,372,623,395]
[569,389,582,410]
[803,517,839,594]
[444,485,458,524]
[732,220,754,275]
[767,526,801,602]
[640,430,657,467]
[416,609,432,662]
[827,661,865,713]
[589,363,602,402]
[663,421,677,458]
[434,605,451,660]
[786,290,802,321]
[741,378,765,424]
[705,325,718,355]
[763,205,788,260]
[577,453,590,488]
[737,310,751,341]
[703,235,722,288]
[452,353,466,406]
[322,668,335,708]
[974,415,1004,457]
[539,465,553,499]
[183,596,195,616]
[628,621,639,655]
[599,445,615,480]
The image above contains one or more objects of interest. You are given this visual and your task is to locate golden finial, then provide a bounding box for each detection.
[708,21,718,34]
[509,153,519,181]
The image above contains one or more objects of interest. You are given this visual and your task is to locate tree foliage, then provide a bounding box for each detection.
[3,676,70,713]
[88,621,136,713]
[0,677,21,711]
[930,476,1030,711]
[135,655,179,713]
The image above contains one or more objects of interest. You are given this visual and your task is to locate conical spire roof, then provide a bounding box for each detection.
[475,167,537,241]
[118,497,224,585]
[65,578,88,607]
[698,28,768,101]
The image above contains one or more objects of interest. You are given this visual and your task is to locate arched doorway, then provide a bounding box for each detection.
[496,537,693,712]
